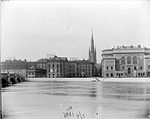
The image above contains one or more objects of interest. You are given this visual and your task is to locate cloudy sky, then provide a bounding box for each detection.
[1,0,150,63]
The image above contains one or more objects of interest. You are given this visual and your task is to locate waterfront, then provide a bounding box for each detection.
[2,78,150,119]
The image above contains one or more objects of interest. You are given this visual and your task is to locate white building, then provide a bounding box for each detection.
[101,45,150,77]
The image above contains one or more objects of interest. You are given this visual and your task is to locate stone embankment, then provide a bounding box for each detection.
[27,77,150,82]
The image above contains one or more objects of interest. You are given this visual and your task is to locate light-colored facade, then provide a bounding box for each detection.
[101,45,150,77]
[27,69,35,78]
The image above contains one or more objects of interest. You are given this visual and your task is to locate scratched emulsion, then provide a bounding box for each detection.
[2,79,150,119]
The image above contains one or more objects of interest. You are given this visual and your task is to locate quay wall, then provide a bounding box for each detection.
[27,77,150,82]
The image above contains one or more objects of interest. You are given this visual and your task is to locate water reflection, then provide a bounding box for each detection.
[2,79,150,119]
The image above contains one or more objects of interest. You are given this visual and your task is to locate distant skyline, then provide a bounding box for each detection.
[1,0,150,63]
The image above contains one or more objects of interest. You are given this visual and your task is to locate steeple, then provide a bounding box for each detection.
[89,29,97,64]
[91,29,94,53]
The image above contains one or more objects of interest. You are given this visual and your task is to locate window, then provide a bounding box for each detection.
[121,57,125,64]
[148,65,150,70]
[134,66,137,70]
[133,56,137,64]
[53,64,54,68]
[122,66,125,70]
[106,66,109,70]
[60,64,62,68]
[140,66,142,70]
[127,56,131,64]
[111,73,113,77]
[111,66,113,70]
[106,73,109,77]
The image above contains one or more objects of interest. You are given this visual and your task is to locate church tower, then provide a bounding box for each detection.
[89,30,97,64]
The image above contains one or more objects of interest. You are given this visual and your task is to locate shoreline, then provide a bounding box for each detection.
[27,77,150,82]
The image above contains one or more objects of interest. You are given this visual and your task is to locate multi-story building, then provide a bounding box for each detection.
[27,69,35,78]
[46,56,69,78]
[101,45,150,77]
[37,58,47,70]
[45,55,96,78]
[77,60,95,77]
[68,61,78,77]
[1,59,28,78]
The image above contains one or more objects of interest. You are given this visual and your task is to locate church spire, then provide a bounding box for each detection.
[89,29,97,64]
[91,29,94,53]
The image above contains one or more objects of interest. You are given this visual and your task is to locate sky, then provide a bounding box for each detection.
[1,0,150,63]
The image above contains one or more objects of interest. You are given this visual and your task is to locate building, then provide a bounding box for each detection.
[77,60,95,77]
[101,45,150,78]
[37,58,47,70]
[68,61,78,77]
[44,55,96,78]
[89,31,97,64]
[46,55,69,78]
[1,59,28,78]
[27,68,47,78]
[27,69,35,78]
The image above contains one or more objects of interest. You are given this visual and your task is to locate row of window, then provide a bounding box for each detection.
[48,69,63,73]
[106,66,114,70]
[121,66,143,70]
[138,73,145,77]
[48,73,63,77]
[28,72,35,75]
[106,73,114,77]
[105,72,145,77]
[48,64,63,68]
[79,65,92,69]
[121,56,137,64]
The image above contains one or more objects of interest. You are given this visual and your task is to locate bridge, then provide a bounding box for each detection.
[1,73,26,88]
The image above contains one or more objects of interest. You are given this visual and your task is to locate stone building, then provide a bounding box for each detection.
[1,59,28,78]
[68,61,78,77]
[77,60,95,77]
[37,58,47,70]
[41,55,96,78]
[101,45,150,77]
[46,56,69,78]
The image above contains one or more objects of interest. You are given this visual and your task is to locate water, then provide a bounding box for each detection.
[2,79,150,119]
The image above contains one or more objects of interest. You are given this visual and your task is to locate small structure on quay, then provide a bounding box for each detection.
[101,45,150,78]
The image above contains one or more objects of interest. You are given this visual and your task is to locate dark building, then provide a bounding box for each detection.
[77,60,95,77]
[68,61,78,77]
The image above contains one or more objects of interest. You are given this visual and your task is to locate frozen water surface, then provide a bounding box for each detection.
[2,78,150,119]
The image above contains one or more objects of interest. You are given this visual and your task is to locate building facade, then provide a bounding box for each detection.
[77,60,95,77]
[101,45,150,77]
[46,56,69,78]
[45,56,96,78]
[1,59,28,78]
